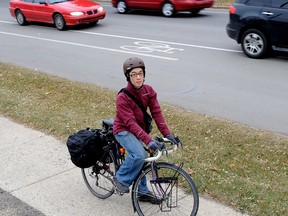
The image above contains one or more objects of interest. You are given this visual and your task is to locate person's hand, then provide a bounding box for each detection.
[147,138,164,151]
[166,134,178,144]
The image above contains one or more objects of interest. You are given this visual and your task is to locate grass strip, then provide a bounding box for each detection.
[214,0,235,7]
[0,62,287,216]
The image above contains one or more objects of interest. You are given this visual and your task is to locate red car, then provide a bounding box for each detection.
[112,0,214,17]
[9,0,106,30]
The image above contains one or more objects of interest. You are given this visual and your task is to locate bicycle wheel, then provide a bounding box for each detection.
[81,150,117,199]
[132,162,199,216]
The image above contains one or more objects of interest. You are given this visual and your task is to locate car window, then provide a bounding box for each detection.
[48,0,67,3]
[21,0,43,2]
[246,0,270,6]
[271,0,288,8]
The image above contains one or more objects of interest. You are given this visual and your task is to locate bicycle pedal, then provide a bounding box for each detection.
[114,188,124,196]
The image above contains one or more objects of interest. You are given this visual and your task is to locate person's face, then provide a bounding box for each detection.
[129,68,144,89]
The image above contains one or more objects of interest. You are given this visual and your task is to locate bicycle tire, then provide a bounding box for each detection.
[131,162,199,216]
[81,150,117,199]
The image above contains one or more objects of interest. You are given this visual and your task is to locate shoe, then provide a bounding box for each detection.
[112,177,129,193]
[138,191,162,205]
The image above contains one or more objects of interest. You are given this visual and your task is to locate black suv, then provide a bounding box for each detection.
[226,0,288,58]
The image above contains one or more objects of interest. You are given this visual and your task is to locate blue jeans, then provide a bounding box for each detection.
[114,131,148,194]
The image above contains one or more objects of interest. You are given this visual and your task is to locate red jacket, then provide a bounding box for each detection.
[113,82,171,145]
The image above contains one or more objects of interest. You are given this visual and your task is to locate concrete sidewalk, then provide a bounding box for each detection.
[0,116,247,216]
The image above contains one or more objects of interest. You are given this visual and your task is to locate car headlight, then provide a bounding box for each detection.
[70,12,84,16]
[98,7,103,12]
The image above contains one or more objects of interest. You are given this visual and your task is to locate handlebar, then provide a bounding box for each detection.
[144,137,180,162]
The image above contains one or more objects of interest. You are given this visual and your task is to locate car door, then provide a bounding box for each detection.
[261,0,288,47]
[128,0,161,10]
[31,0,53,23]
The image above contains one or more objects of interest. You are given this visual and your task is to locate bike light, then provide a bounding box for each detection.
[70,12,84,16]
[119,147,125,154]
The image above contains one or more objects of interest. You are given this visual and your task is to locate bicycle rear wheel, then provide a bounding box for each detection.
[132,162,199,216]
[81,151,116,199]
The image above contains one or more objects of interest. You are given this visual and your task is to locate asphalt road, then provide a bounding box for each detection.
[0,1,288,137]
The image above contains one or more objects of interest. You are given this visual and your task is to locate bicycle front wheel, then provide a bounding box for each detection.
[81,151,116,199]
[132,162,199,216]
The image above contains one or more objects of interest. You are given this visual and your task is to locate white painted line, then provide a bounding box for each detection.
[0,31,178,61]
[72,30,242,53]
[0,20,16,24]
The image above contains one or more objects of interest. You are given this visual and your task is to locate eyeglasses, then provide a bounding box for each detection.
[129,72,144,78]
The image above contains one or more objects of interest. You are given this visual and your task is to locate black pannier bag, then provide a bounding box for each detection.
[66,128,106,168]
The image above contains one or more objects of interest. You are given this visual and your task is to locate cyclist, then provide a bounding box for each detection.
[112,57,178,204]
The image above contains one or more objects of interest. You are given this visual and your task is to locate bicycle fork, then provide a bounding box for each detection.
[150,162,184,212]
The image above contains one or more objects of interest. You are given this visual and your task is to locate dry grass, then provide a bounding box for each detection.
[0,62,287,216]
[214,0,235,7]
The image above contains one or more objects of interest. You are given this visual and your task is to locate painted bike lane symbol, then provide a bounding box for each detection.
[120,41,184,54]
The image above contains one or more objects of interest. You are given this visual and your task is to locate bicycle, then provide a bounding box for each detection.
[81,119,199,216]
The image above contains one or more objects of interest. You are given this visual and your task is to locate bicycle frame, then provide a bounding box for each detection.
[82,119,198,215]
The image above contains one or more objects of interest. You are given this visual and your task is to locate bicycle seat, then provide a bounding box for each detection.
[102,118,114,131]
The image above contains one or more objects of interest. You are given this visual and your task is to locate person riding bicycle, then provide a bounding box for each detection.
[112,57,178,204]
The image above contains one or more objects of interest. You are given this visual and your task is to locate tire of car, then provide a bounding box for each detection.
[162,3,175,17]
[54,13,66,31]
[241,29,269,59]
[16,10,27,26]
[117,1,127,14]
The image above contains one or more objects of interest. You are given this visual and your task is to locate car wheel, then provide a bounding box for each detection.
[16,10,27,26]
[241,29,269,59]
[54,14,66,31]
[162,3,174,17]
[117,1,127,14]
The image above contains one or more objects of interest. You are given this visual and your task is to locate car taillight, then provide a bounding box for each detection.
[229,6,236,14]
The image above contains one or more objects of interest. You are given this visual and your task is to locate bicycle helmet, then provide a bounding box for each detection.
[123,57,145,81]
